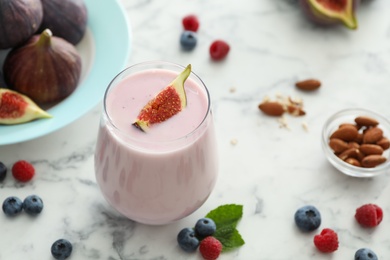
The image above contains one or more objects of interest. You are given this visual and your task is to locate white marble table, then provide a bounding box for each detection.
[1,0,390,259]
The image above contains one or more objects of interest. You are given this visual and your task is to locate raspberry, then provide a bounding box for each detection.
[313,228,339,253]
[199,236,222,260]
[355,204,383,228]
[182,15,199,32]
[12,160,35,182]
[209,40,230,61]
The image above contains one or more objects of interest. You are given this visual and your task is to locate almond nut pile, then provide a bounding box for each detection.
[329,116,390,168]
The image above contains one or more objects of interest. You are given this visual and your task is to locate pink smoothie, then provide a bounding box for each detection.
[94,64,218,225]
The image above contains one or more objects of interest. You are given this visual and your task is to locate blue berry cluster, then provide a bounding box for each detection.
[2,195,44,217]
[294,205,379,258]
[177,217,217,252]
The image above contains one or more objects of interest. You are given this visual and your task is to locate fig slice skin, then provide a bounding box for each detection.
[0,88,51,125]
[300,0,358,30]
[132,64,191,132]
[3,29,82,105]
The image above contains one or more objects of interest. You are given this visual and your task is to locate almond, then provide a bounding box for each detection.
[355,133,364,144]
[339,123,359,130]
[377,137,390,150]
[329,138,349,153]
[356,150,365,161]
[258,101,284,116]
[363,127,383,144]
[345,158,361,167]
[348,142,360,149]
[361,155,387,168]
[330,126,358,142]
[338,148,359,161]
[355,116,379,127]
[295,79,321,91]
[359,144,383,155]
[286,105,306,116]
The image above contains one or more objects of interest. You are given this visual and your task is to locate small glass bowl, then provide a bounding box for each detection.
[322,108,390,178]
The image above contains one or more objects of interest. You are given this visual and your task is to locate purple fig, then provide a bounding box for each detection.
[38,0,88,45]
[0,0,43,49]
[3,29,82,105]
[299,0,359,30]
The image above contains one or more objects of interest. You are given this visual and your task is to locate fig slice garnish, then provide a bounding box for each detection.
[302,0,358,30]
[132,64,191,132]
[0,88,51,125]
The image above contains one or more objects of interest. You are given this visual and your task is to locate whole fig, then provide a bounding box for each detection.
[3,29,82,105]
[0,0,43,49]
[39,0,88,45]
[299,0,359,30]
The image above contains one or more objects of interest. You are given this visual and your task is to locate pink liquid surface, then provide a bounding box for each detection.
[95,67,218,225]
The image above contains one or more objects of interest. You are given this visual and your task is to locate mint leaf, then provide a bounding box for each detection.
[206,204,243,229]
[218,229,245,252]
[213,225,236,239]
[205,204,245,251]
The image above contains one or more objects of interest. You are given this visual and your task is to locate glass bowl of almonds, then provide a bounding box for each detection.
[322,108,390,177]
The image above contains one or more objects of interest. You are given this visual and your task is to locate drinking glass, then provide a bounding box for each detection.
[94,61,218,225]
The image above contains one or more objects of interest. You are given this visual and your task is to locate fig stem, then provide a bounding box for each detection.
[36,29,53,47]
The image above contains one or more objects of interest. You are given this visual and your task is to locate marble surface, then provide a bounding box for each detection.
[1,0,390,259]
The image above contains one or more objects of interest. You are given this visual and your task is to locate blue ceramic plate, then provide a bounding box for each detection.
[0,0,131,146]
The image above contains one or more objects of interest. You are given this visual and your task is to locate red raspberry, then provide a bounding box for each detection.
[12,160,35,182]
[355,203,383,228]
[313,228,339,253]
[182,15,199,32]
[199,236,222,260]
[209,40,230,61]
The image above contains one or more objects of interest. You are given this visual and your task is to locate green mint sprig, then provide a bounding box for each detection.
[205,204,245,252]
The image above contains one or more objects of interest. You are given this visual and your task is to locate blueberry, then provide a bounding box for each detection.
[51,239,73,260]
[23,195,44,216]
[2,196,23,217]
[355,248,378,260]
[0,162,7,182]
[180,31,197,51]
[294,205,321,232]
[195,217,216,237]
[177,227,199,252]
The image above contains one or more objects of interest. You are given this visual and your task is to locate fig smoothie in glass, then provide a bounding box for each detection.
[94,61,218,225]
